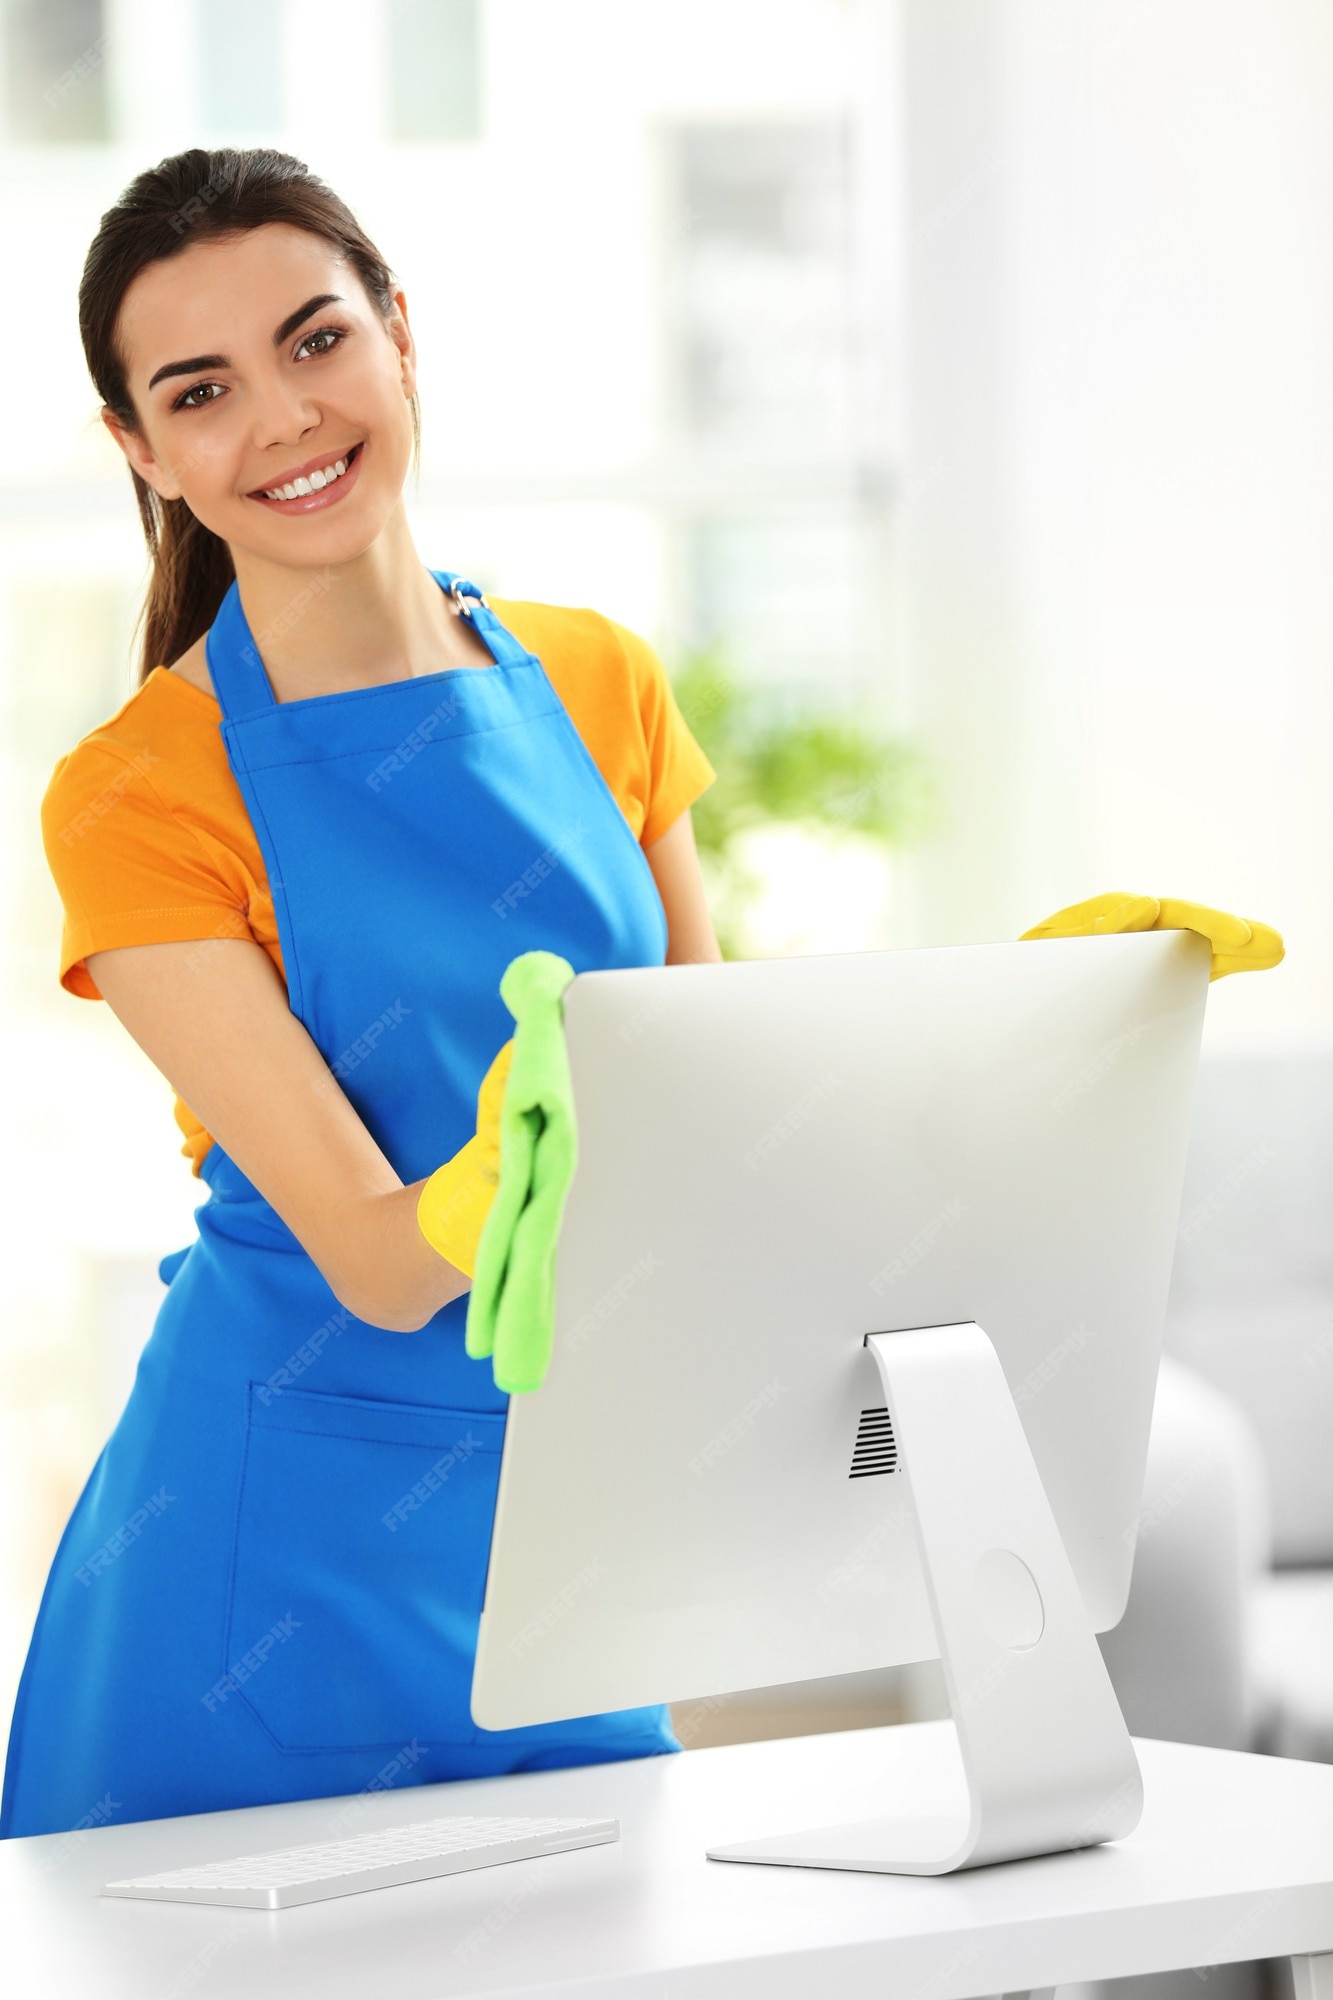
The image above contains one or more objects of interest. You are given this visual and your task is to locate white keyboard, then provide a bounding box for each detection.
[101,1813,620,1910]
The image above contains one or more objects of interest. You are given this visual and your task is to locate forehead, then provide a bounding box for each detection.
[120,224,354,383]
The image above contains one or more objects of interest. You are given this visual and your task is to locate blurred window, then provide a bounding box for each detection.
[387,0,482,142]
[664,119,878,705]
[667,120,854,446]
[3,0,111,143]
[686,509,872,716]
[192,0,281,136]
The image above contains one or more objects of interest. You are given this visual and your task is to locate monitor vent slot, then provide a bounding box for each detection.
[849,1405,897,1478]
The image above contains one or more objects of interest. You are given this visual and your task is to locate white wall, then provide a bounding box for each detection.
[894,0,1333,1050]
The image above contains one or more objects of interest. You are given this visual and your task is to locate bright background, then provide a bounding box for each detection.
[2,0,1330,1744]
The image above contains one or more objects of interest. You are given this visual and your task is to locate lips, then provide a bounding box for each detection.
[249,441,363,498]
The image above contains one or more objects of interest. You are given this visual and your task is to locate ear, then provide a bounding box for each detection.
[387,288,417,400]
[101,406,184,502]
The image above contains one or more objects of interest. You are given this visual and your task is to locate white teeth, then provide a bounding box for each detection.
[263,452,351,501]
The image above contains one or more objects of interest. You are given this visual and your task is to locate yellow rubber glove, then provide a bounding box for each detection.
[415,1038,514,1279]
[1019,892,1284,981]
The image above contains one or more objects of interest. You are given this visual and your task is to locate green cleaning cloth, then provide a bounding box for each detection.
[465,949,579,1393]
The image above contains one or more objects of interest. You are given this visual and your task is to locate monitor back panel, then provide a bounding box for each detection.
[471,931,1210,1730]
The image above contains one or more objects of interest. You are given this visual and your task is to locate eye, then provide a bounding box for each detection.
[172,379,223,412]
[170,324,350,412]
[296,325,348,360]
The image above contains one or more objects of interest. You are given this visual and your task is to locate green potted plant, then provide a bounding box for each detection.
[670,645,935,961]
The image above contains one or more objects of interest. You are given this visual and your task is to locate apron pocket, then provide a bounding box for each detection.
[223,1383,507,1753]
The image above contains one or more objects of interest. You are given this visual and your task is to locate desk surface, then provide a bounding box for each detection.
[4,1721,1333,2000]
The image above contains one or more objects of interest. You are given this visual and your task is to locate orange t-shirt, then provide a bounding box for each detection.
[40,596,717,1177]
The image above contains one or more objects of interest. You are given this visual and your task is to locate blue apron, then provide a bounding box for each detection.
[1,569,681,1838]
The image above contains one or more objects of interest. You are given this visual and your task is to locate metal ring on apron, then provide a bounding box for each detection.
[450,578,491,620]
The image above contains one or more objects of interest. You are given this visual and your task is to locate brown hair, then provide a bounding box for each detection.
[79,147,421,686]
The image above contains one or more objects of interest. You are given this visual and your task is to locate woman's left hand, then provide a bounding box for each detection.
[1019,892,1285,981]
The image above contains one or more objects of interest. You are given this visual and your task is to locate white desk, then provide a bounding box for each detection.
[4,1721,1332,1999]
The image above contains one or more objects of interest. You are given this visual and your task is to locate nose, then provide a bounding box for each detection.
[248,375,323,456]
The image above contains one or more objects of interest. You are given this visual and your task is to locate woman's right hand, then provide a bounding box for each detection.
[415,1039,514,1279]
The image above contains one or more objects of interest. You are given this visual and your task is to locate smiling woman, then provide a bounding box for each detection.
[94,195,493,701]
[2,145,720,1843]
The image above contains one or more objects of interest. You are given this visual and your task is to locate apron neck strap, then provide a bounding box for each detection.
[205,568,528,721]
[205,579,277,719]
[430,570,530,665]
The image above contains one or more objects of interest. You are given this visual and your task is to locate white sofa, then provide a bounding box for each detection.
[1162,1049,1333,1766]
[1097,1352,1272,1755]
[1062,1049,1333,2000]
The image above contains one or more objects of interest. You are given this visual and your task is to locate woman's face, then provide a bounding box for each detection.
[108,222,414,566]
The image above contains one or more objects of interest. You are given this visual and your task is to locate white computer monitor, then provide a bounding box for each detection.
[470,930,1212,1874]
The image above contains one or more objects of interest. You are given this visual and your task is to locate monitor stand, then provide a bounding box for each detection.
[706,1321,1144,1875]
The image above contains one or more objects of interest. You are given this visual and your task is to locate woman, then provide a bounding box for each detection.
[3,144,1281,1841]
[1,147,721,1839]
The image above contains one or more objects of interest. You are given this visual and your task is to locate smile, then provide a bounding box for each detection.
[251,441,365,510]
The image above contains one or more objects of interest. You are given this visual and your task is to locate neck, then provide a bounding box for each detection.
[228,506,465,702]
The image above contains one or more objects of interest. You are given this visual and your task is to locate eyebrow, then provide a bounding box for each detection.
[147,294,348,393]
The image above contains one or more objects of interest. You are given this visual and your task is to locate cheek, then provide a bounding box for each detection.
[178,439,244,506]
[362,385,417,472]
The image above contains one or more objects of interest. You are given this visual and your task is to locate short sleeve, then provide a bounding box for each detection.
[605,616,718,847]
[41,741,253,1001]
